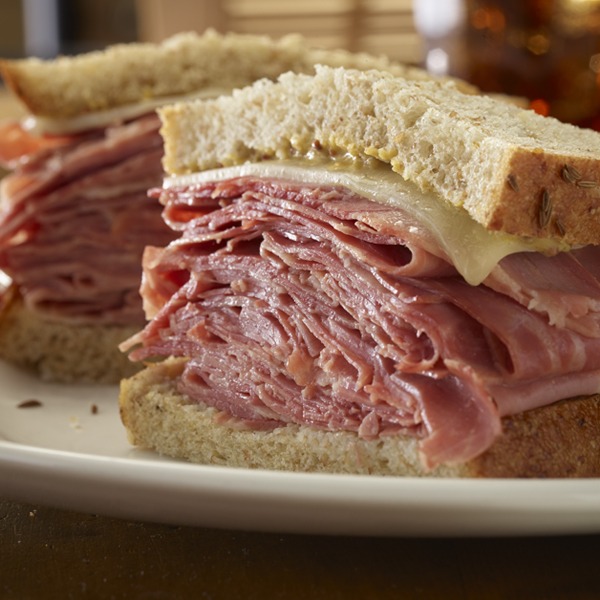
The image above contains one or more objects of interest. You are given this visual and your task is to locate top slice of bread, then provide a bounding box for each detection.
[159,65,600,245]
[0,29,452,120]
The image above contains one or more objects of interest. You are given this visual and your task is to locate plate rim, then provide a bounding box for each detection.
[2,437,600,537]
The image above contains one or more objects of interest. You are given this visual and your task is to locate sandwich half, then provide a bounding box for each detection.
[0,30,430,383]
[120,66,600,477]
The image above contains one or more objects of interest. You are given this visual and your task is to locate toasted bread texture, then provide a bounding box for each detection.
[0,30,453,120]
[160,65,600,246]
[0,291,140,383]
[119,359,600,478]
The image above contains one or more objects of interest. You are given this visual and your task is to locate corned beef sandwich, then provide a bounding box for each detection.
[120,66,600,477]
[0,31,428,383]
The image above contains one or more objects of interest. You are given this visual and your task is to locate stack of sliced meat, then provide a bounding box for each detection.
[0,115,176,324]
[126,177,600,467]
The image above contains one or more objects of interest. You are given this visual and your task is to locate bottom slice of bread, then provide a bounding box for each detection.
[119,359,600,478]
[0,293,141,383]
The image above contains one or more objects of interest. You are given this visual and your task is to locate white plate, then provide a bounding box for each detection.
[1,361,600,538]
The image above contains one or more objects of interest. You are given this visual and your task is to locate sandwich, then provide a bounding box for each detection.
[0,30,433,383]
[119,66,600,477]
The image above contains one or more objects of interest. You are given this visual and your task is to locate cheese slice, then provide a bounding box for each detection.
[22,88,232,136]
[164,161,565,286]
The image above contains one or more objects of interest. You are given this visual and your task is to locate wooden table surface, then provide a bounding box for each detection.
[1,496,599,599]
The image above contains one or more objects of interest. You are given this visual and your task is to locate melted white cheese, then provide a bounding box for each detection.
[22,87,231,135]
[165,161,564,285]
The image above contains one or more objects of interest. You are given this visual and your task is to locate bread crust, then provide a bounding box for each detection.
[119,359,600,478]
[159,66,600,245]
[0,291,140,383]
